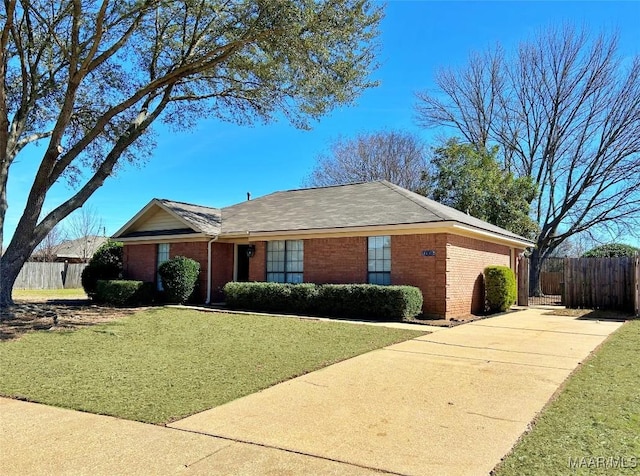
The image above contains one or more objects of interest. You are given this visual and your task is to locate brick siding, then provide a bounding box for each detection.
[211,242,234,301]
[304,237,367,284]
[248,241,266,282]
[123,244,156,283]
[123,233,517,318]
[445,234,511,317]
[391,234,448,318]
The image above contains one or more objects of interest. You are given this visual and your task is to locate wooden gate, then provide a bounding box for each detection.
[564,256,638,313]
[517,255,529,306]
[517,255,639,314]
[535,257,564,305]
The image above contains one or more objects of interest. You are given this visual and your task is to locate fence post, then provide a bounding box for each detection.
[62,260,69,288]
[517,256,529,306]
[635,256,639,317]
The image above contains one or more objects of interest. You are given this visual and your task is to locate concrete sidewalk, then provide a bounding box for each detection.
[1,309,624,475]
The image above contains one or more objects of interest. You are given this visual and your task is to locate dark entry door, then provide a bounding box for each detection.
[236,245,250,282]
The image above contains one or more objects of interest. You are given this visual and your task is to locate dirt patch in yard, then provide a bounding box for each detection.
[543,308,634,321]
[0,300,141,341]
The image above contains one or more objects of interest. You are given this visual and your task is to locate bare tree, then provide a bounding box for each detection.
[32,223,67,262]
[415,25,640,294]
[305,130,427,191]
[66,206,104,262]
[548,233,595,258]
[0,0,382,308]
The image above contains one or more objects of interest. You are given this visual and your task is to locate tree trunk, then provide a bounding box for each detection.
[529,247,544,297]
[0,252,25,313]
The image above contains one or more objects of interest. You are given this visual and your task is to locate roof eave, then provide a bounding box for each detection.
[450,224,534,248]
[219,221,533,247]
[115,232,213,243]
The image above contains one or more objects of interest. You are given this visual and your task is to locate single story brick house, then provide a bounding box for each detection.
[113,181,533,319]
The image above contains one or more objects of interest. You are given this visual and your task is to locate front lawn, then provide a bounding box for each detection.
[494,319,640,475]
[0,307,424,424]
[12,288,87,301]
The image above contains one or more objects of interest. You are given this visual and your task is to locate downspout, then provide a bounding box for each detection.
[205,236,219,304]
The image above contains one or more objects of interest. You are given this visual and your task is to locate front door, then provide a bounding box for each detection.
[236,245,250,282]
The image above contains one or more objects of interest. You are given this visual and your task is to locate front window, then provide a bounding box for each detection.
[157,243,170,290]
[267,240,303,283]
[368,236,391,285]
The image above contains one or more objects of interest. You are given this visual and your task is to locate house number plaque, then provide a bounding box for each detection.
[422,250,436,257]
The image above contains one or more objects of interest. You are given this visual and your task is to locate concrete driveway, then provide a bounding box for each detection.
[1,308,623,475]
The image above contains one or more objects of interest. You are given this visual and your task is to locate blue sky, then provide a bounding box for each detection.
[5,1,640,248]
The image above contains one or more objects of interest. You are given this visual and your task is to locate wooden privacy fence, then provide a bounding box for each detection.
[564,256,639,314]
[13,262,87,290]
[540,271,563,295]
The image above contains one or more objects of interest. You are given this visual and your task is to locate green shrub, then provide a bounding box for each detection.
[223,282,294,312]
[582,243,639,258]
[317,284,422,320]
[158,256,200,304]
[95,280,154,306]
[223,282,423,321]
[287,283,320,313]
[484,265,517,313]
[82,240,123,297]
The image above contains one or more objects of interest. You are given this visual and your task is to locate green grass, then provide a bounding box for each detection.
[0,307,424,424]
[13,288,87,300]
[495,320,640,475]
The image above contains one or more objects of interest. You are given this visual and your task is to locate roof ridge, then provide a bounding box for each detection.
[267,181,370,195]
[157,198,221,210]
[379,181,449,221]
[222,181,375,211]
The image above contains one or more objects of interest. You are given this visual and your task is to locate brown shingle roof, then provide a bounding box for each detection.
[220,181,530,243]
[157,199,222,236]
[116,181,533,245]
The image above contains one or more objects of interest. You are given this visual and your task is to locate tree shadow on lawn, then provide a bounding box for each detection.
[0,300,140,341]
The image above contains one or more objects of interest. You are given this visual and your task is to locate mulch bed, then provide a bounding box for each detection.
[404,310,520,327]
[0,300,139,341]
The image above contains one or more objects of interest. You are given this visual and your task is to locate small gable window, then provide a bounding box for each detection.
[267,240,303,283]
[368,236,391,285]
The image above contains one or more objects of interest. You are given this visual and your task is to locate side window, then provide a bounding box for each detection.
[157,243,170,290]
[368,236,391,285]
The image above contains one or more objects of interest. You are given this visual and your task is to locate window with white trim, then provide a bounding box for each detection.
[157,243,170,290]
[368,236,391,285]
[266,240,303,283]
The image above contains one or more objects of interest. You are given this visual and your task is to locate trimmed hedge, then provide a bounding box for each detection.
[484,265,517,313]
[81,240,123,297]
[95,280,154,306]
[223,282,423,321]
[158,256,200,304]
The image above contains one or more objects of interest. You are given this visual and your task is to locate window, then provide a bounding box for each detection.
[157,243,170,290]
[267,240,303,283]
[368,236,391,285]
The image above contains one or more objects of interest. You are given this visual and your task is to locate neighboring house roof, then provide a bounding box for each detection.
[113,181,534,247]
[33,235,108,261]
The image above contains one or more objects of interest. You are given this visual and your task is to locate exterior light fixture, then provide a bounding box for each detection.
[246,245,256,258]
